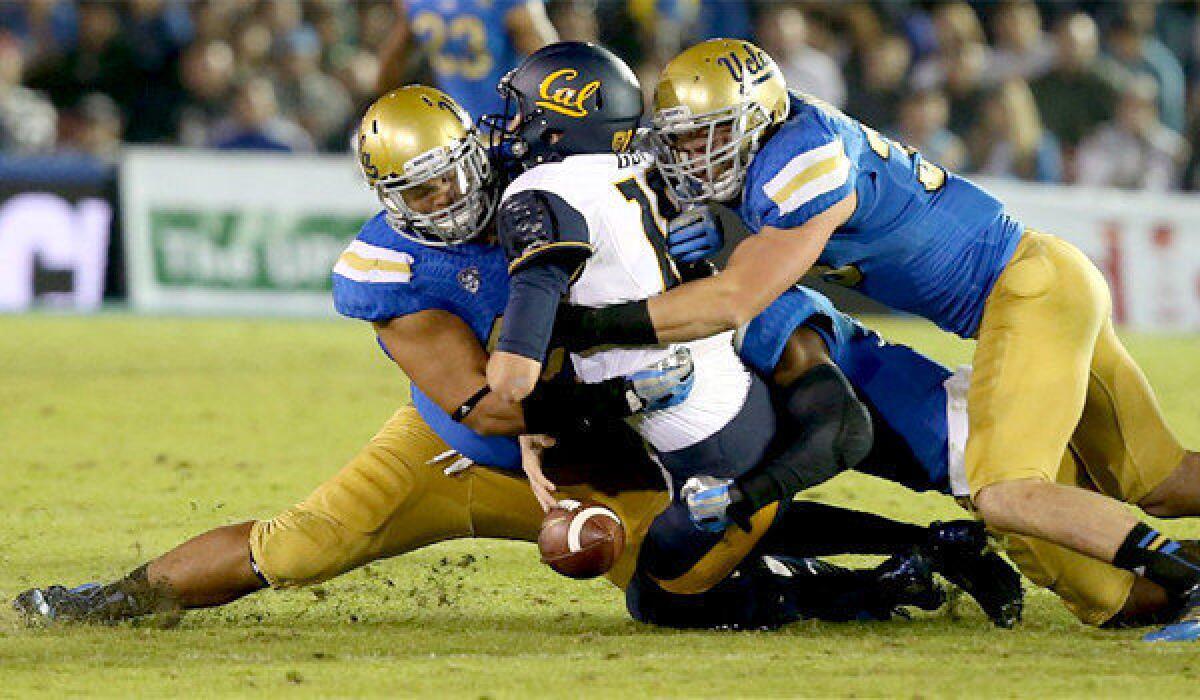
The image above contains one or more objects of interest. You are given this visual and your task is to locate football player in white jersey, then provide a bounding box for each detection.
[482,42,873,595]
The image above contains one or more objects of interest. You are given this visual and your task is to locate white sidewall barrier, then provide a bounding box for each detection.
[117,151,1200,329]
[981,178,1200,332]
[121,148,376,315]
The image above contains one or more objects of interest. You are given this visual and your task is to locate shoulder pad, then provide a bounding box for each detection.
[497,189,593,276]
[749,118,856,231]
[332,239,426,322]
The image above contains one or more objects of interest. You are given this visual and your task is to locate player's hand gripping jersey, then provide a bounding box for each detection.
[738,92,1024,337]
[499,152,752,453]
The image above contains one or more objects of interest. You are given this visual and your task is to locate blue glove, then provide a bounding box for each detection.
[667,207,723,263]
[681,476,734,533]
[624,346,695,413]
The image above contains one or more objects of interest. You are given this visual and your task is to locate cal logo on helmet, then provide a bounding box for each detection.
[536,68,601,118]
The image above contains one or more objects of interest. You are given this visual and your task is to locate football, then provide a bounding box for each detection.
[537,499,626,579]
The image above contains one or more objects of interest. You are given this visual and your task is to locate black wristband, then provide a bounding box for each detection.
[452,385,492,422]
[523,379,635,435]
[554,300,659,352]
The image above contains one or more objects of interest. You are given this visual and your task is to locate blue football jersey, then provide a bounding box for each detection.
[737,93,1024,338]
[738,285,953,492]
[403,0,528,120]
[332,212,521,470]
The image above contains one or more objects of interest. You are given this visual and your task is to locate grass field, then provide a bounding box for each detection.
[2,314,1200,698]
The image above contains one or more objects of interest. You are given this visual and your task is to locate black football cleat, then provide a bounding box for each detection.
[15,583,106,624]
[872,550,947,615]
[922,520,1023,628]
[13,582,167,625]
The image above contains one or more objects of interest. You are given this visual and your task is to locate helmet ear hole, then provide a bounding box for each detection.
[595,90,605,110]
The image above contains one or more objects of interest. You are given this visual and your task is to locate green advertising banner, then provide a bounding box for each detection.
[121,148,378,314]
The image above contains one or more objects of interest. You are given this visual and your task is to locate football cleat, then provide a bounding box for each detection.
[1144,586,1200,642]
[873,550,947,615]
[13,582,163,625]
[922,520,1024,628]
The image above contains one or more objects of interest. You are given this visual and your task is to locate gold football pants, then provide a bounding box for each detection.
[966,230,1185,625]
[249,405,668,591]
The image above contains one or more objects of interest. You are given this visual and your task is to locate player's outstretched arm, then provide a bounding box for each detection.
[488,188,592,402]
[649,194,852,341]
[557,193,855,350]
[376,310,528,436]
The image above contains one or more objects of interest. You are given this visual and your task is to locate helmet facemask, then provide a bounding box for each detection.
[480,72,536,167]
[651,100,770,205]
[371,134,495,246]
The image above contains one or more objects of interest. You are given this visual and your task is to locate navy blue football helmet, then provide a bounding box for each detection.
[483,42,643,169]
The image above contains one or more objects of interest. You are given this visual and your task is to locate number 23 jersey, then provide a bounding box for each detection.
[401,0,524,119]
[736,92,1025,338]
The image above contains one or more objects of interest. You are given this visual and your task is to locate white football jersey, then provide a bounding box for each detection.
[501,152,751,453]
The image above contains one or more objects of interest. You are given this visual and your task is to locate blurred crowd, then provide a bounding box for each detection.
[3,0,1200,191]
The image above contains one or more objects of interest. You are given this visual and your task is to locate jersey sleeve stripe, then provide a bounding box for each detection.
[762,139,850,213]
[506,241,594,275]
[333,250,413,284]
[346,239,415,265]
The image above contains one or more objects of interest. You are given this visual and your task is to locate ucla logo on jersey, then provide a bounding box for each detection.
[536,69,601,118]
[716,43,773,91]
[457,265,482,294]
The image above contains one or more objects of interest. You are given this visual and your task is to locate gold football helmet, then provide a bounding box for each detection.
[650,39,789,203]
[355,86,494,245]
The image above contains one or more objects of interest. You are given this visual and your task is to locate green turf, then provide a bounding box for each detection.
[2,314,1199,698]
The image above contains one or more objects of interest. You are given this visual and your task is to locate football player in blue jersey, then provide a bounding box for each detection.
[480,42,1022,625]
[13,85,1007,630]
[377,0,558,120]
[696,283,1200,630]
[553,38,1200,640]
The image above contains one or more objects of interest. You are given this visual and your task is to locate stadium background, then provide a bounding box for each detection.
[5,3,1200,696]
[1,0,1199,327]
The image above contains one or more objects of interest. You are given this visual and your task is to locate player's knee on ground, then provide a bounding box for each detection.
[626,558,802,630]
[1002,532,1135,627]
[247,433,435,588]
[249,507,374,588]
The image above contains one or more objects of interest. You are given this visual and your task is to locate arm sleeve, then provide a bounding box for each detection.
[748,112,858,231]
[496,262,570,360]
[731,364,872,515]
[494,187,593,360]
